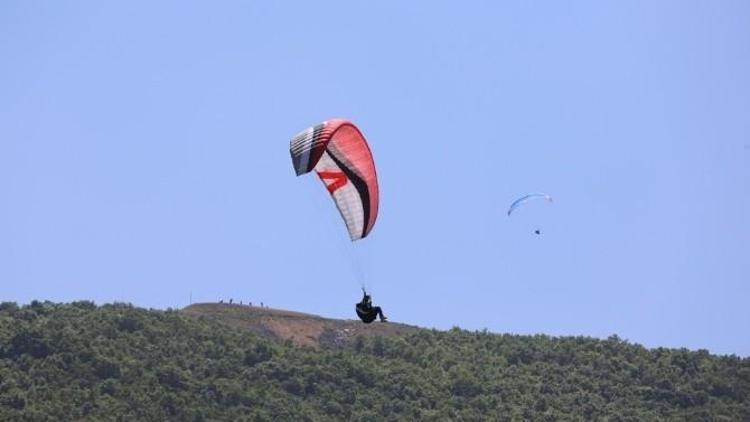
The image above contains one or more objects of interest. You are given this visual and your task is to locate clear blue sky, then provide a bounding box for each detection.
[2,1,749,355]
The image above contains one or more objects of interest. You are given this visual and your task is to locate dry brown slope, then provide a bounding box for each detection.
[181,303,420,348]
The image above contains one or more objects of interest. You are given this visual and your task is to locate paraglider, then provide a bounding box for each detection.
[291,119,386,323]
[290,119,379,241]
[355,289,387,323]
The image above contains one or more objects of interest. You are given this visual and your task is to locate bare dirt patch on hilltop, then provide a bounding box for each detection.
[181,303,420,348]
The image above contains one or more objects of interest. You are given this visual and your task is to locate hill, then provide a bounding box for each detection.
[1,301,749,420]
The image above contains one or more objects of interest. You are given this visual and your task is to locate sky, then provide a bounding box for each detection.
[1,1,749,355]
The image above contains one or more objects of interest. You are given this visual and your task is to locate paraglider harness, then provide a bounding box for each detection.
[355,288,386,323]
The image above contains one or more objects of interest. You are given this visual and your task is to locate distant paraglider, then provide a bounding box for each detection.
[508,193,553,235]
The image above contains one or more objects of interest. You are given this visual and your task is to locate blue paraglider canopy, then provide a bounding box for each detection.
[507,193,553,216]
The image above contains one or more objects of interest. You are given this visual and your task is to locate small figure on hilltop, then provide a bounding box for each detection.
[229,298,233,305]
[356,289,387,323]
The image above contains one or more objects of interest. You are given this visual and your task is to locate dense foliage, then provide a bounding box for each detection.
[0,301,748,421]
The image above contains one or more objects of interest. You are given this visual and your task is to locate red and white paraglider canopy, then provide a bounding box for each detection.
[290,119,379,241]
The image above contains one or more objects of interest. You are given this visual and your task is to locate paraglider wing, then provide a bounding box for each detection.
[290,119,379,241]
[507,193,553,216]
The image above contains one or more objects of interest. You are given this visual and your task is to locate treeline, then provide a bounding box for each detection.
[0,301,748,421]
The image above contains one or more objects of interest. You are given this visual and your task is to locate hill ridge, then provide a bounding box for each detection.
[1,300,748,420]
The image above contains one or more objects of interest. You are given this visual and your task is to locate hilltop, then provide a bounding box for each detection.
[181,303,419,348]
[1,301,749,420]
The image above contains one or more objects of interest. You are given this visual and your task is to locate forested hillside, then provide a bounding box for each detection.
[0,301,748,421]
